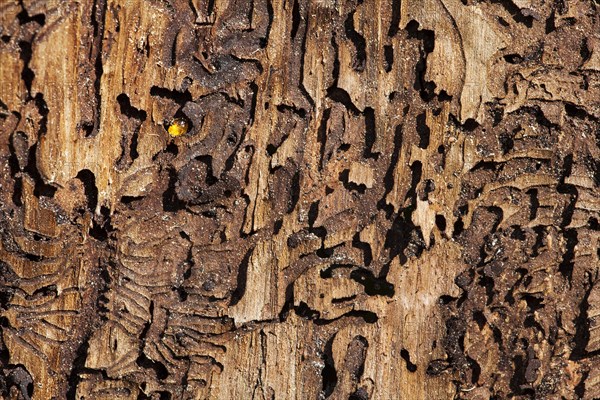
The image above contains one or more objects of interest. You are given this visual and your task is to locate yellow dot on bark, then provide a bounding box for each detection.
[167,118,189,137]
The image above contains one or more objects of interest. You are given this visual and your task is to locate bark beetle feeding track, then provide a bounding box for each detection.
[1,0,600,399]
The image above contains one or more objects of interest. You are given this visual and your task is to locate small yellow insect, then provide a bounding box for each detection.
[167,117,190,137]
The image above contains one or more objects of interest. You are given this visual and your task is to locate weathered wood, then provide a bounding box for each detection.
[1,0,599,399]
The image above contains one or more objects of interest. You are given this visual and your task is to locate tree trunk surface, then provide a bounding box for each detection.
[1,0,599,399]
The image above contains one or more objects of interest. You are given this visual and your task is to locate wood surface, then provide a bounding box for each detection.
[1,0,599,399]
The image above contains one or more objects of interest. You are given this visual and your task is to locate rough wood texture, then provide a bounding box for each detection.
[1,0,599,399]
